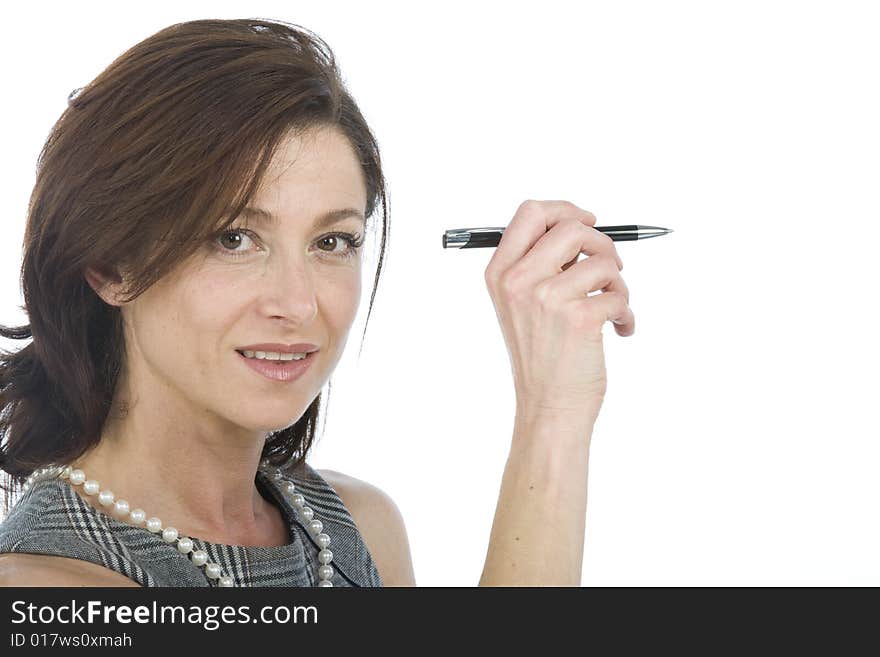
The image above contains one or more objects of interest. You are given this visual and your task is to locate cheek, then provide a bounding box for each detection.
[144,278,239,371]
[321,274,362,326]
[183,284,250,369]
[125,297,193,383]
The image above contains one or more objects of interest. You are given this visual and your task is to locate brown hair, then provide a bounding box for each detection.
[0,17,389,515]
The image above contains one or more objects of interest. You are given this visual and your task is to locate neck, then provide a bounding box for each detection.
[67,409,286,547]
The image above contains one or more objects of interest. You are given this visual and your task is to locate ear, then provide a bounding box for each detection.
[83,265,126,307]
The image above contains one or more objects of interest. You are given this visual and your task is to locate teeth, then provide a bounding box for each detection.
[241,350,308,361]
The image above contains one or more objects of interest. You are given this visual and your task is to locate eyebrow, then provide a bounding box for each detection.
[240,206,366,230]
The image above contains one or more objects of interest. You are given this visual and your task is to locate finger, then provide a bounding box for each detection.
[551,252,630,305]
[576,289,635,338]
[486,200,597,277]
[515,218,620,290]
[565,243,625,273]
[612,306,636,337]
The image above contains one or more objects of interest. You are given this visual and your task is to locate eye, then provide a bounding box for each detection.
[212,228,364,260]
[215,229,258,258]
[315,232,365,260]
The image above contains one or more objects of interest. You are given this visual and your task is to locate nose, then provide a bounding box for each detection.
[259,254,318,325]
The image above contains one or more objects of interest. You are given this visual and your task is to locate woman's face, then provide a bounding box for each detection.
[105,126,368,435]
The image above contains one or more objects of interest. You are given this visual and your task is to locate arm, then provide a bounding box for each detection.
[476,199,632,585]
[479,413,594,586]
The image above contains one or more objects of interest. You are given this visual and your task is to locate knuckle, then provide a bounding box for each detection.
[484,265,497,290]
[562,217,583,237]
[533,280,550,308]
[518,199,540,214]
[579,221,599,243]
[533,279,558,311]
[563,200,596,222]
[498,267,526,299]
[595,231,622,270]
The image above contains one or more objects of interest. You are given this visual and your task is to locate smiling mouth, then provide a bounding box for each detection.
[235,349,312,361]
[235,349,318,383]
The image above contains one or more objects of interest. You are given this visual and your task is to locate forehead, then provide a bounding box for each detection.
[249,127,368,222]
[240,205,365,230]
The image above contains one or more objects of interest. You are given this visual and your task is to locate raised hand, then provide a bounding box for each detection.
[483,200,635,424]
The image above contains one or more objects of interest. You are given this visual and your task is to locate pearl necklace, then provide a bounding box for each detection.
[21,460,336,587]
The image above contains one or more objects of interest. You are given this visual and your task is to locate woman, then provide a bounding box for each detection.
[0,18,634,587]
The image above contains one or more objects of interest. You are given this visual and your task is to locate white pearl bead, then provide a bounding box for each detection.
[54,462,336,589]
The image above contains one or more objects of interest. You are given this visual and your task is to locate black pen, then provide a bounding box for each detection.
[442,225,674,249]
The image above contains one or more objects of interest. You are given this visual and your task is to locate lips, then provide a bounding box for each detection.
[237,343,319,354]
[236,350,307,360]
[236,349,316,382]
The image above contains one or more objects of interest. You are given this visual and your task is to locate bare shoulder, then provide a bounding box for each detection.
[316,468,416,587]
[315,468,363,496]
[0,552,141,587]
[316,468,386,521]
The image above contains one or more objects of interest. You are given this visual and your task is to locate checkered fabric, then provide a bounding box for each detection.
[0,461,383,587]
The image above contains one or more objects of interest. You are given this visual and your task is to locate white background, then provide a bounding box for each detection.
[2,1,878,586]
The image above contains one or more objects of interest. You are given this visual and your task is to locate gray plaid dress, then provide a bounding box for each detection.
[0,461,383,587]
